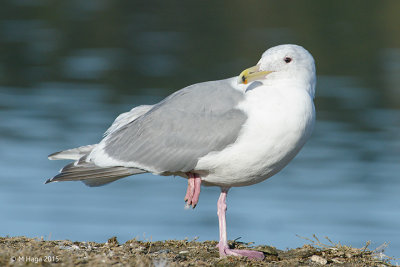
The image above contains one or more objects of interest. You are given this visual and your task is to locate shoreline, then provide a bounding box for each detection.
[0,236,393,266]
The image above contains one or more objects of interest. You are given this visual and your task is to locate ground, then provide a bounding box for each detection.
[0,236,394,266]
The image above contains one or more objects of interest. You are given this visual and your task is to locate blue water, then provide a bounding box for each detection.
[0,0,399,263]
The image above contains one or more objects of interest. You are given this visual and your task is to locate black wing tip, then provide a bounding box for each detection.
[44,178,54,184]
[45,172,67,184]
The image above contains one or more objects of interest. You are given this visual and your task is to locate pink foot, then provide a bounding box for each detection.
[217,243,265,260]
[184,173,201,208]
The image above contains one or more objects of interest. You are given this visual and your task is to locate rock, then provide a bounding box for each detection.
[311,255,328,265]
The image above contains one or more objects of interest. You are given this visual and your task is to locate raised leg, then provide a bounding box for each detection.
[216,188,265,260]
[184,172,201,208]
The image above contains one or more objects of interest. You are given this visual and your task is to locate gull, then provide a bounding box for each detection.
[46,44,316,259]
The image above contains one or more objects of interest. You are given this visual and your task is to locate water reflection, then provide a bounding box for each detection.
[0,0,399,262]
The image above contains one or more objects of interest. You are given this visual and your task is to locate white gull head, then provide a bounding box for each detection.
[239,44,316,98]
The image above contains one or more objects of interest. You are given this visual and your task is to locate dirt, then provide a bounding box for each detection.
[0,236,394,266]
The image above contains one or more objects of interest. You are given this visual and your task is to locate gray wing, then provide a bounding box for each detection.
[103,105,153,137]
[46,105,153,186]
[48,105,153,161]
[101,78,247,174]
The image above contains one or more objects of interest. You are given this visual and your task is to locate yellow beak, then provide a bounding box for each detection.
[238,65,273,84]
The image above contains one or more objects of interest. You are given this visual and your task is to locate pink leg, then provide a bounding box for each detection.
[184,177,195,202]
[216,189,265,260]
[184,173,201,208]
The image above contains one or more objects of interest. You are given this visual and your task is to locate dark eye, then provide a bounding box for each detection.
[284,57,292,63]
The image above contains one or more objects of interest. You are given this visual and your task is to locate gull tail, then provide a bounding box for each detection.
[46,149,146,187]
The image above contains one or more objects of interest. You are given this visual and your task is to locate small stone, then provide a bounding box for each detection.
[332,257,345,264]
[256,245,278,255]
[345,253,353,258]
[136,246,146,251]
[58,244,80,250]
[311,255,328,265]
[157,249,170,254]
[179,250,189,254]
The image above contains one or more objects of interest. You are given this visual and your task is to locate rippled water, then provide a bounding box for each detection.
[1,0,399,262]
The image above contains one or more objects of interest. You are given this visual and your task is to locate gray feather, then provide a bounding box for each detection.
[104,105,153,137]
[45,158,146,186]
[81,177,128,187]
[102,78,247,173]
[48,145,96,160]
[245,81,263,92]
